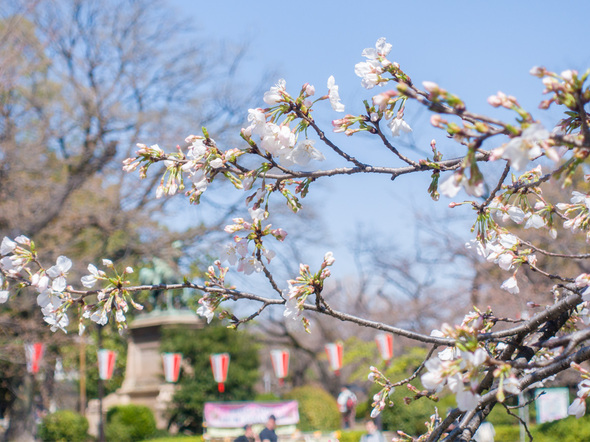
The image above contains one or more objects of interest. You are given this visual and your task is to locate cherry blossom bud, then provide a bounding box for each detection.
[303,83,315,96]
[422,81,440,93]
[271,228,287,241]
[372,92,393,111]
[487,95,502,107]
[561,70,578,82]
[538,99,552,109]
[14,235,30,246]
[529,66,545,77]
[323,252,335,266]
[210,158,224,169]
[430,115,444,128]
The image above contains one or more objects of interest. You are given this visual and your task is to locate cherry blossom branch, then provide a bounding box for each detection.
[500,403,534,442]
[390,345,438,388]
[518,238,590,260]
[480,288,581,340]
[290,104,369,169]
[372,120,421,167]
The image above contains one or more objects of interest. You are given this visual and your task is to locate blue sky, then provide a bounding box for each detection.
[170,0,590,277]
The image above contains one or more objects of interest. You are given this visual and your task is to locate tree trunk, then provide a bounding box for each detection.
[4,374,36,442]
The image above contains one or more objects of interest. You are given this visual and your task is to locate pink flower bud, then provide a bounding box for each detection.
[538,99,552,109]
[529,66,545,77]
[422,81,440,93]
[561,70,578,82]
[430,115,444,127]
[487,95,502,107]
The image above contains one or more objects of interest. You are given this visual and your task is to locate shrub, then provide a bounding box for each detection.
[338,429,364,442]
[106,404,157,442]
[38,409,89,442]
[140,437,203,442]
[284,385,340,431]
[534,415,590,442]
[491,424,520,441]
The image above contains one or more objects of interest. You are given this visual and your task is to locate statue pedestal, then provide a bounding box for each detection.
[87,310,202,436]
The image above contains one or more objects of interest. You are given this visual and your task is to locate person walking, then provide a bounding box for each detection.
[360,420,385,442]
[259,415,278,442]
[337,386,357,429]
[235,424,259,442]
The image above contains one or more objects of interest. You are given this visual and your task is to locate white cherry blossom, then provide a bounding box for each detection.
[493,123,549,170]
[281,139,325,167]
[568,398,586,419]
[44,312,69,333]
[327,76,345,112]
[263,79,287,105]
[500,276,520,294]
[81,264,102,288]
[47,256,72,292]
[524,213,545,229]
[456,389,481,411]
[1,237,17,255]
[388,117,412,137]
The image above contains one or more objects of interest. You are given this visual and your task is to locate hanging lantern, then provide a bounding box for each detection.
[25,342,45,374]
[210,353,230,392]
[375,333,394,361]
[162,352,183,383]
[97,349,117,381]
[324,342,343,375]
[270,349,289,385]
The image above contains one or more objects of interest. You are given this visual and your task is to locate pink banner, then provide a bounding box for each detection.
[204,401,299,428]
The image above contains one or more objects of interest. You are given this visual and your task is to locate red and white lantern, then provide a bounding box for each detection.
[25,342,45,374]
[324,342,343,375]
[270,349,289,385]
[210,353,230,392]
[375,333,394,361]
[162,352,182,383]
[97,349,117,381]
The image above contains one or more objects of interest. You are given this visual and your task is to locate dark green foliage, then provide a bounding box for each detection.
[374,348,440,436]
[283,385,340,431]
[379,387,449,436]
[84,327,127,400]
[162,322,259,434]
[38,409,89,442]
[106,404,157,442]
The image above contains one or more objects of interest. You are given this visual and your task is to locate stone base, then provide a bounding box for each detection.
[87,309,202,437]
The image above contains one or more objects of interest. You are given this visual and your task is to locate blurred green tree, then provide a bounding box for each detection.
[0,0,257,438]
[161,322,260,434]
